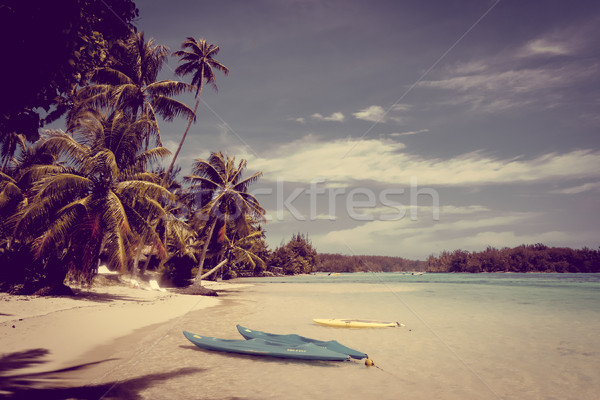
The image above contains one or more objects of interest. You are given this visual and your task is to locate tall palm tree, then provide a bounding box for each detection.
[71,31,195,147]
[184,151,264,283]
[165,38,229,181]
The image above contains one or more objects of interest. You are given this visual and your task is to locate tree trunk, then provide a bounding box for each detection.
[194,218,217,283]
[140,242,155,276]
[199,258,228,280]
[163,72,204,185]
[132,238,144,274]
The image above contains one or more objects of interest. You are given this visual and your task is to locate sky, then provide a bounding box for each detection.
[121,0,599,259]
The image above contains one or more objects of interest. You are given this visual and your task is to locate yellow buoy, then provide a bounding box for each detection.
[365,359,374,366]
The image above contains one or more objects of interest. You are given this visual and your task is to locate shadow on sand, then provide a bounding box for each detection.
[0,348,204,399]
[66,288,153,303]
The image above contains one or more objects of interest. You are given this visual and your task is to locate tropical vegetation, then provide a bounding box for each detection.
[426,244,600,273]
[270,233,319,275]
[316,245,600,274]
[316,253,425,273]
[0,2,268,295]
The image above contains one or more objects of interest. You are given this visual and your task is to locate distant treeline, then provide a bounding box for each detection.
[313,244,600,274]
[316,253,426,273]
[267,239,600,276]
[426,244,600,273]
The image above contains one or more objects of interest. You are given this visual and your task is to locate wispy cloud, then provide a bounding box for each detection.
[244,136,600,186]
[352,104,410,124]
[415,19,600,114]
[315,210,592,259]
[552,182,600,194]
[311,112,345,122]
[517,18,599,58]
[390,129,429,137]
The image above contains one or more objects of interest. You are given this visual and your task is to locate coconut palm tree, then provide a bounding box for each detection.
[0,142,54,252]
[199,230,266,280]
[71,31,195,147]
[184,151,264,283]
[177,229,266,295]
[13,122,172,286]
[165,38,229,181]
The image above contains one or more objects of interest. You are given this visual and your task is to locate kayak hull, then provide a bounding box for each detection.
[236,325,367,360]
[313,318,401,328]
[183,331,349,361]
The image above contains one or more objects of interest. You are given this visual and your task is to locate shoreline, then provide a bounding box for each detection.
[0,278,251,385]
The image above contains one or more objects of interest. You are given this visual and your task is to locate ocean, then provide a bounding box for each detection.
[91,273,600,399]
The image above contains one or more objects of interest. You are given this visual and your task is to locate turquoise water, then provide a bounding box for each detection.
[96,273,600,399]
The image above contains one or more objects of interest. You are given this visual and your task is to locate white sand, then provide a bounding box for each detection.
[0,278,250,376]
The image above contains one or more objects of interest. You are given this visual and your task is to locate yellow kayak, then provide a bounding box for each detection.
[313,318,403,328]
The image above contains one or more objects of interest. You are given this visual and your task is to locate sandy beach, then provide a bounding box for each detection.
[2,273,598,400]
[0,274,250,397]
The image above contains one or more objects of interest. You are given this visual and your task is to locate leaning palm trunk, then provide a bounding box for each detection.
[194,218,216,283]
[199,258,227,280]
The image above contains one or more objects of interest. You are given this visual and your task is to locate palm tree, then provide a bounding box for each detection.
[72,31,195,147]
[0,141,54,252]
[184,151,264,283]
[165,38,229,181]
[199,230,266,280]
[178,229,266,295]
[14,123,172,286]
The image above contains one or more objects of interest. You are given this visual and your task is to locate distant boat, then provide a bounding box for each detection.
[313,318,403,328]
[183,331,349,361]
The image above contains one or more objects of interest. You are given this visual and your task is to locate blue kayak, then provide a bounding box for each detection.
[183,331,349,361]
[236,325,368,360]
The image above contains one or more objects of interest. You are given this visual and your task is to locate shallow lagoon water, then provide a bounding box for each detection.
[93,273,600,399]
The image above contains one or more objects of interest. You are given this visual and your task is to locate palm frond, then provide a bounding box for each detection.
[148,95,195,122]
[232,170,263,192]
[117,180,174,203]
[41,131,90,168]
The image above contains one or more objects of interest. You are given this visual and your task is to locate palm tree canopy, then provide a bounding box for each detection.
[71,31,195,145]
[185,151,265,224]
[173,37,230,97]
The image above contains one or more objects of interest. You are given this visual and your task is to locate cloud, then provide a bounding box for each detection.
[311,112,345,122]
[523,38,570,56]
[517,18,600,58]
[415,20,600,114]
[244,136,600,186]
[351,104,411,124]
[314,211,593,259]
[390,129,429,137]
[417,63,598,113]
[292,117,306,123]
[418,68,578,93]
[552,182,600,194]
[315,212,528,258]
[353,105,386,122]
